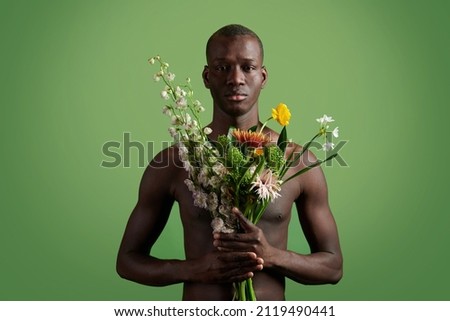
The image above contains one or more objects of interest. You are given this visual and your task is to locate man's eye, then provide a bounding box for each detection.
[215,65,228,72]
[242,65,256,72]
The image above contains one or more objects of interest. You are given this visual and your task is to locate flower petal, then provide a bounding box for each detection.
[272,103,291,126]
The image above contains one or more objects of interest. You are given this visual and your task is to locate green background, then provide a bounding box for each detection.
[1,0,449,300]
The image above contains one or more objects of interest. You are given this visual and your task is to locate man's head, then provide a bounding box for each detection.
[206,24,264,63]
[203,24,268,119]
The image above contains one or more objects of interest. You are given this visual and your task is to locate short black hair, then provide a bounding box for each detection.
[206,24,264,60]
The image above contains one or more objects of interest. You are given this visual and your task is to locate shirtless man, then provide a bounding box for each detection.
[116,24,343,300]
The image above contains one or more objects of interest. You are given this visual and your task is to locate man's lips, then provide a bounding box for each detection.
[225,93,247,101]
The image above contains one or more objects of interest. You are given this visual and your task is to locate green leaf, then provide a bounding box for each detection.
[228,126,236,142]
[277,126,288,153]
[248,125,258,132]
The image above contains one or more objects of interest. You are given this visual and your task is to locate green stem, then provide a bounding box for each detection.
[258,117,272,134]
[282,153,338,185]
[239,281,246,301]
[279,132,322,179]
[253,200,270,224]
[247,278,256,301]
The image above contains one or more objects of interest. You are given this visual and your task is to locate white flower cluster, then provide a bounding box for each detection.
[150,56,238,233]
[149,57,206,145]
[316,114,339,151]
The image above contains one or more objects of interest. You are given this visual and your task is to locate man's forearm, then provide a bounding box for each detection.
[266,248,343,285]
[117,252,190,286]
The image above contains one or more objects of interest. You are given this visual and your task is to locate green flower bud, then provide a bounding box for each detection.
[227,146,244,167]
[265,145,285,172]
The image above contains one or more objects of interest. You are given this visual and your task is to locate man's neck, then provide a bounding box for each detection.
[208,107,261,139]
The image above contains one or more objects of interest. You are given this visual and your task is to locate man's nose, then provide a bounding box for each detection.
[226,67,245,86]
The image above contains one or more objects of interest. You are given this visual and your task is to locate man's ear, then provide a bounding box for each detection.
[202,65,210,89]
[261,66,268,88]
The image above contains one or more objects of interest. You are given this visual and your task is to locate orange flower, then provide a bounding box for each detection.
[272,103,291,126]
[232,129,270,148]
[254,147,264,156]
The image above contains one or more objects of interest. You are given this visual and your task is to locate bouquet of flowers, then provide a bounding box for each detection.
[148,56,340,300]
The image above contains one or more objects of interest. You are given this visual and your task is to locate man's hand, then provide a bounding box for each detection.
[188,249,264,284]
[213,207,277,269]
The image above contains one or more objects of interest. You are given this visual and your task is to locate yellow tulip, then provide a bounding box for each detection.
[271,103,291,126]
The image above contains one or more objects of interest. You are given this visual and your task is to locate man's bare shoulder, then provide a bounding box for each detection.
[148,144,184,170]
[138,145,185,195]
[285,142,319,169]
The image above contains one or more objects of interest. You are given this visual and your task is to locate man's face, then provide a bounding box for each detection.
[203,35,267,118]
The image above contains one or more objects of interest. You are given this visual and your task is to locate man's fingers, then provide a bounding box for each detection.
[232,207,256,232]
[213,231,257,247]
[217,252,264,268]
[202,251,265,284]
[214,239,255,253]
[217,251,256,262]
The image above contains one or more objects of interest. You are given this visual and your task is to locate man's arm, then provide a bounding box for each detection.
[272,164,343,284]
[116,148,185,286]
[116,147,264,286]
